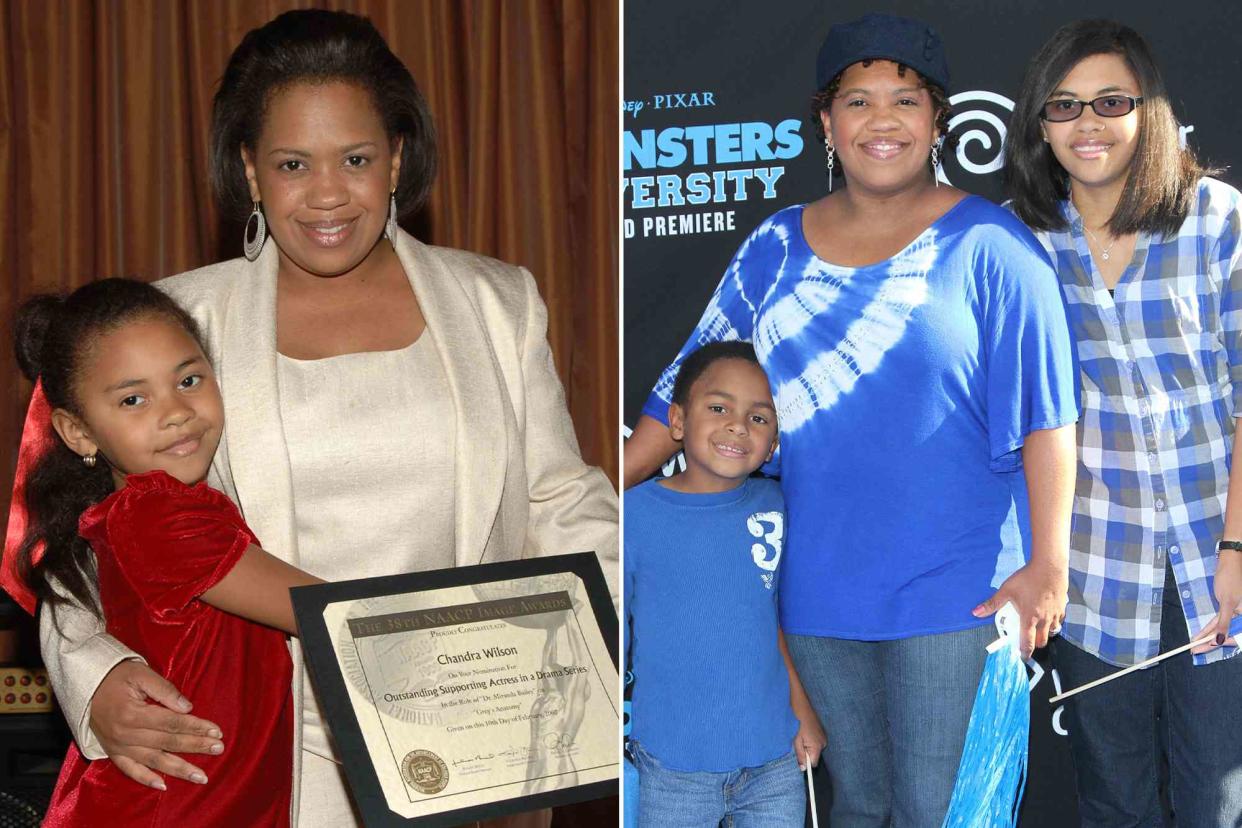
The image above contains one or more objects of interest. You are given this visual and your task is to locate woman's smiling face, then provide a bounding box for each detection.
[242,80,401,279]
[1041,52,1142,196]
[821,60,939,197]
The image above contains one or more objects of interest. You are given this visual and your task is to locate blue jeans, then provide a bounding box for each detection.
[786,623,993,828]
[630,740,805,828]
[1052,562,1242,827]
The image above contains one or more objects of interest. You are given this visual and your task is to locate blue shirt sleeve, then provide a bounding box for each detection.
[1206,180,1242,414]
[640,214,787,425]
[623,493,636,656]
[977,216,1081,471]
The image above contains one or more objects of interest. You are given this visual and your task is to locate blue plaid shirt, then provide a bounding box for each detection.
[1025,178,1242,667]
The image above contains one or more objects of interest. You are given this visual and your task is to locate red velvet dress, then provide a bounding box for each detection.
[42,470,293,827]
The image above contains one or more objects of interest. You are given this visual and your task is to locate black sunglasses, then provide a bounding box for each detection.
[1039,95,1144,123]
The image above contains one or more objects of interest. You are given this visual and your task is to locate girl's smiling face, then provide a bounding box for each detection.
[53,316,224,490]
[242,80,401,280]
[1041,53,1142,196]
[821,60,940,197]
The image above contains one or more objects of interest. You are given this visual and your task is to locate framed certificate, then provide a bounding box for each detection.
[291,552,620,827]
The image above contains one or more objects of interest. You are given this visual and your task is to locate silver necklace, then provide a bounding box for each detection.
[1083,225,1117,261]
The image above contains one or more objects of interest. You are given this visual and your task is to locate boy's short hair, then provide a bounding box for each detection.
[671,341,762,407]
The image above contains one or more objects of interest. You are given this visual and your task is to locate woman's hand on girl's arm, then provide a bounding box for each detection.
[973,424,1076,658]
[779,630,826,769]
[200,544,324,635]
[91,661,224,789]
[624,415,680,490]
[40,578,223,787]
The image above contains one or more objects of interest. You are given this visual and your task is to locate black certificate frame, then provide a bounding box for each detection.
[291,551,620,827]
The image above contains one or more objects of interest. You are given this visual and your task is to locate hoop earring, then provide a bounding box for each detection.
[825,137,835,193]
[82,453,96,469]
[385,192,399,242]
[930,138,943,188]
[243,201,267,261]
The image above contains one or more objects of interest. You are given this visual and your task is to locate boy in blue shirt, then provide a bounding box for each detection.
[625,341,825,827]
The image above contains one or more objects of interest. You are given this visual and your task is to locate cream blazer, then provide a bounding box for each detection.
[39,229,619,819]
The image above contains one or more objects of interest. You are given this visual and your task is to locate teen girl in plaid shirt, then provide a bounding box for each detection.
[1006,20,1242,826]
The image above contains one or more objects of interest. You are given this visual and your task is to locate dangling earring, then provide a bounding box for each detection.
[930,137,943,187]
[82,453,97,469]
[243,201,267,261]
[385,191,399,242]
[825,137,835,193]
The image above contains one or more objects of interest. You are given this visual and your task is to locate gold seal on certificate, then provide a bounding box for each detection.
[401,751,449,794]
[292,553,620,827]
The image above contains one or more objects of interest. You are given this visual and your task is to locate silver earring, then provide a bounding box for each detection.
[82,453,96,469]
[385,193,399,242]
[825,138,835,193]
[931,138,943,187]
[243,201,267,261]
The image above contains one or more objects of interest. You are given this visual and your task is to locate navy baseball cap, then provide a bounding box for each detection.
[816,13,951,92]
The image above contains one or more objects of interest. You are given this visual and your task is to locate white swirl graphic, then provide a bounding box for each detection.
[772,231,935,433]
[941,90,1015,185]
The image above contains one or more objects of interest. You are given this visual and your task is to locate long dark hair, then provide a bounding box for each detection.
[1004,20,1209,236]
[209,8,437,221]
[12,279,203,623]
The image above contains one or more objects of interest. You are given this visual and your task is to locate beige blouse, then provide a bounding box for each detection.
[277,334,456,759]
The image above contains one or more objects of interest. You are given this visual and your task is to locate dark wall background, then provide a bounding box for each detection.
[623,1,1242,824]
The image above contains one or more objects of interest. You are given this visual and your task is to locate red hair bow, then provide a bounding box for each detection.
[2,380,54,615]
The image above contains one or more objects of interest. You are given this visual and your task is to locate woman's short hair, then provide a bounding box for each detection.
[1004,19,1209,236]
[209,8,437,220]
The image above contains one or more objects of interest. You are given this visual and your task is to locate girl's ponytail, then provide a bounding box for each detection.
[12,296,113,623]
[14,294,59,382]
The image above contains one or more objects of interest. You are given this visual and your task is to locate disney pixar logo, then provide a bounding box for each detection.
[624,90,716,118]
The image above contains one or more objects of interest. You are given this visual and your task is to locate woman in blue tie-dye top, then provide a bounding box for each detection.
[624,13,1081,827]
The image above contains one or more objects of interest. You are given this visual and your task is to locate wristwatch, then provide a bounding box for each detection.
[1216,540,1242,555]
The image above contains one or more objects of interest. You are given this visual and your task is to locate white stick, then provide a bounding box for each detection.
[1049,631,1217,704]
[805,752,819,828]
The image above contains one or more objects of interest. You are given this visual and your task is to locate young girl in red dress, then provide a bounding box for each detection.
[4,278,320,826]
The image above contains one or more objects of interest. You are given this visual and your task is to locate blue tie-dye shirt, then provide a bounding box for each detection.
[643,196,1080,639]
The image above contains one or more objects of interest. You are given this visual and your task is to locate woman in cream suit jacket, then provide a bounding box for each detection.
[40,229,618,825]
[38,8,616,826]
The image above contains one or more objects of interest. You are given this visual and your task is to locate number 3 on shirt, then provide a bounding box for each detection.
[747,511,784,589]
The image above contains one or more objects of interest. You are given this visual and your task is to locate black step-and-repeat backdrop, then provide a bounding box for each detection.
[623,1,1242,825]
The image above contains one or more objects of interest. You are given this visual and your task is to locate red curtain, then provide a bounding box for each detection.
[0,0,619,527]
